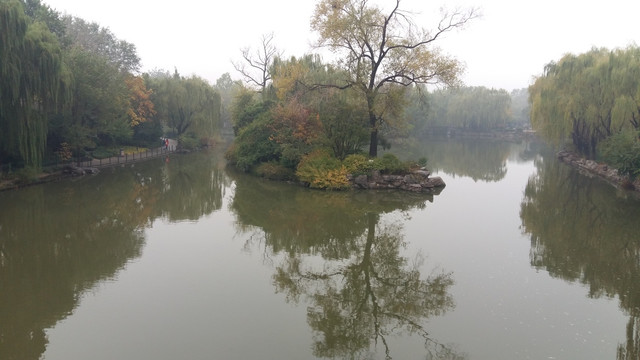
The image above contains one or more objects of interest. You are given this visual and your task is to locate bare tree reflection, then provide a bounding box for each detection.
[273,213,460,359]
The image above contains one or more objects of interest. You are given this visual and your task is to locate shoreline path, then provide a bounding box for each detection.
[81,138,178,168]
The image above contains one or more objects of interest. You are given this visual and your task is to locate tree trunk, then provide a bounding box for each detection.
[369,128,378,157]
[368,105,378,157]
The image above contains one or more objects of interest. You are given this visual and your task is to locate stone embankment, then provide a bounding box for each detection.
[557,150,640,190]
[348,169,446,193]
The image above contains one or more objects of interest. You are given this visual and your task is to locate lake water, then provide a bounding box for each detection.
[1,138,638,360]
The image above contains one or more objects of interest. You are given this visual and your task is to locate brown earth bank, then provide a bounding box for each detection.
[557,150,640,191]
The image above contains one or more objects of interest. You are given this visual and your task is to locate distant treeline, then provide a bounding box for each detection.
[0,0,224,171]
[406,86,530,136]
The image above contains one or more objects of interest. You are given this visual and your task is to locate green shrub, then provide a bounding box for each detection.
[343,153,415,175]
[255,161,296,180]
[91,147,118,159]
[228,116,281,172]
[280,145,305,170]
[14,166,40,184]
[178,134,200,151]
[296,150,351,190]
[224,142,239,165]
[599,130,640,179]
[343,153,374,175]
[377,153,410,174]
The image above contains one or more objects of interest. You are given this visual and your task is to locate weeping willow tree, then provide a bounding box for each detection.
[148,71,221,140]
[529,46,640,158]
[0,0,69,169]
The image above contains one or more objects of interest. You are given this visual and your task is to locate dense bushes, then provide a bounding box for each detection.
[343,153,413,175]
[225,55,428,190]
[296,150,351,190]
[255,161,296,181]
[177,134,200,151]
[225,115,281,171]
[599,130,640,179]
[294,151,420,190]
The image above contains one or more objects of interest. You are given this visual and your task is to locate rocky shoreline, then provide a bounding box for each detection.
[348,169,445,193]
[557,150,640,191]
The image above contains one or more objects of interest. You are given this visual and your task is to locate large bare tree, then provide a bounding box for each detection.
[311,0,478,156]
[232,32,281,96]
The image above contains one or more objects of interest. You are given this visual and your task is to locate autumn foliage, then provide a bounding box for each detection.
[125,75,156,127]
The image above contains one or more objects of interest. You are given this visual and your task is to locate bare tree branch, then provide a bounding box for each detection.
[232,32,282,94]
[311,0,479,156]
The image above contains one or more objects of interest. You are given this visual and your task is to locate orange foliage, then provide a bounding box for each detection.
[270,98,323,145]
[125,75,156,127]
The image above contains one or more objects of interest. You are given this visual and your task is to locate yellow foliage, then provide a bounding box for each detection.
[125,75,156,127]
[272,61,305,101]
[296,150,351,190]
[305,165,350,190]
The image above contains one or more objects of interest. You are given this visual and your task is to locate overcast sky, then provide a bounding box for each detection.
[43,0,639,91]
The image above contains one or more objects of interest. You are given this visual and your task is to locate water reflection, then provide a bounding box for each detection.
[229,171,461,359]
[0,180,146,360]
[389,138,542,182]
[520,152,640,360]
[230,169,435,256]
[156,152,229,222]
[0,151,228,360]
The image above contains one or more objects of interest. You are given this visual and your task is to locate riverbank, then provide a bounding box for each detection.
[557,150,640,191]
[0,139,178,192]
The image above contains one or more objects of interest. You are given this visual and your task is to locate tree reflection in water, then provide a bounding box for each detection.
[274,213,459,359]
[386,137,512,182]
[520,151,640,360]
[229,170,464,359]
[0,151,228,360]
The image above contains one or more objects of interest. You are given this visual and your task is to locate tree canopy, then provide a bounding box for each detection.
[1,0,70,168]
[0,0,221,171]
[147,70,221,144]
[311,0,477,156]
[529,46,640,157]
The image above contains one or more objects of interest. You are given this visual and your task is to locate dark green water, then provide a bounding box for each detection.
[1,138,638,359]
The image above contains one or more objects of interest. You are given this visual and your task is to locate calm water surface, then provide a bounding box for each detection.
[1,138,639,359]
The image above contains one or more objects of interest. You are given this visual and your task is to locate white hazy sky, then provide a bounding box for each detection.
[44,0,639,91]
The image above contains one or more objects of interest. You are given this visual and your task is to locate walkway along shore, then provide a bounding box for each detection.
[76,139,177,170]
[0,139,177,191]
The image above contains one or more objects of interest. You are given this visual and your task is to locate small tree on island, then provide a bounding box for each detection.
[311,0,478,156]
